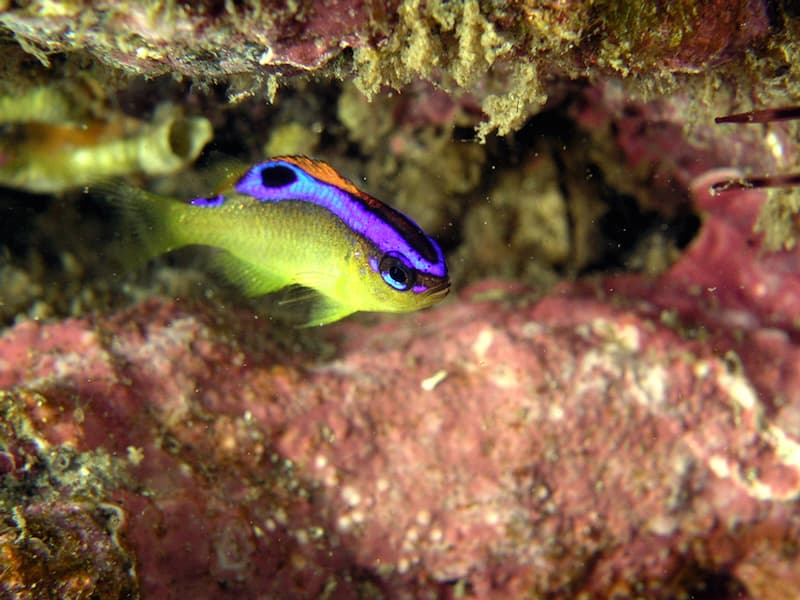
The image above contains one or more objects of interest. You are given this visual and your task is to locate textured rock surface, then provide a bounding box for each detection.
[2,0,796,137]
[0,0,771,79]
[2,172,800,597]
[2,4,800,598]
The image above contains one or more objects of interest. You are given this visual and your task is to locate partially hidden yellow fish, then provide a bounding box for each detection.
[103,156,450,326]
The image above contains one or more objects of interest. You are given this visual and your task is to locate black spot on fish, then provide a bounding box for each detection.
[261,165,298,188]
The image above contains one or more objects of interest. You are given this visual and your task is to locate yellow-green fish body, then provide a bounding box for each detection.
[106,156,450,325]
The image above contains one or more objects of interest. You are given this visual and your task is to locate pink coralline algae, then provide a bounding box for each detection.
[2,171,800,598]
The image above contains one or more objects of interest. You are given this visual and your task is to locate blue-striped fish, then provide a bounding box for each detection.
[104,156,450,326]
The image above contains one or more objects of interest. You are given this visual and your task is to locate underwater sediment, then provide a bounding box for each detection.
[1,1,800,598]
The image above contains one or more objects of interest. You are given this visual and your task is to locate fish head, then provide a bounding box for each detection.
[236,156,451,316]
[348,239,451,314]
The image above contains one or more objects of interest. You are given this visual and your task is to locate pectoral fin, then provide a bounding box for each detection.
[210,251,289,297]
[301,296,356,327]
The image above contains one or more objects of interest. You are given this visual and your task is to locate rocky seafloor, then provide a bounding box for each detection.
[2,1,800,599]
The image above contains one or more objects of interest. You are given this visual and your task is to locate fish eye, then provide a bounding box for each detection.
[261,164,298,188]
[379,253,416,291]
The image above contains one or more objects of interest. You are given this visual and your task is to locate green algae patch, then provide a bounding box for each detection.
[352,0,552,139]
[755,188,800,251]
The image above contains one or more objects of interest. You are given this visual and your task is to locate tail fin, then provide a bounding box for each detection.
[92,181,184,265]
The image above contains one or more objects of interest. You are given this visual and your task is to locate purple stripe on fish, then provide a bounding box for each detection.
[190,194,225,207]
[235,160,446,278]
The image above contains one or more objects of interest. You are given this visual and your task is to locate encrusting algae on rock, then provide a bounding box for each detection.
[3,1,800,598]
[0,389,137,598]
[1,0,792,138]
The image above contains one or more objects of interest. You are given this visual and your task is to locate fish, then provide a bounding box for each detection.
[102,156,450,326]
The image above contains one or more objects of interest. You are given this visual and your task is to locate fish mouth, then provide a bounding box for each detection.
[425,280,451,300]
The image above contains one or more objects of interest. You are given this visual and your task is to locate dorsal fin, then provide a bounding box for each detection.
[272,155,365,198]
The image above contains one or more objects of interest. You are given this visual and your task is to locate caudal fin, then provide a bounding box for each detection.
[91,181,184,265]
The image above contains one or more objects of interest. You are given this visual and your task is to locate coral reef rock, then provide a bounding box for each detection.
[2,172,800,598]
